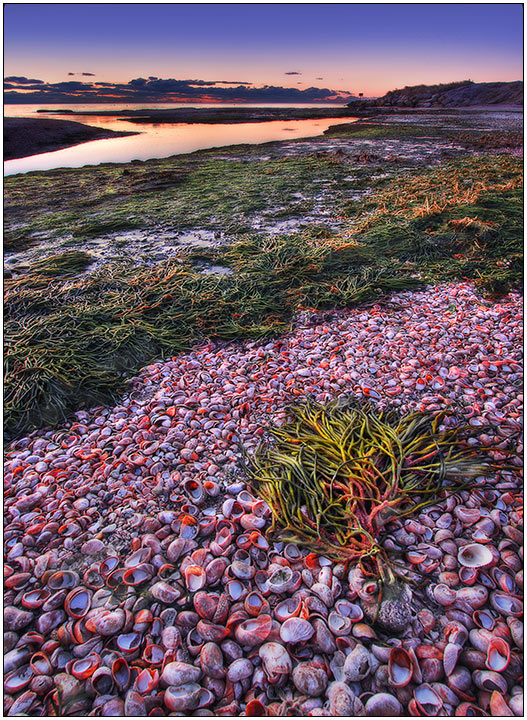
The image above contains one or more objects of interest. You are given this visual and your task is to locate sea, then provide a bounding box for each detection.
[4,103,356,176]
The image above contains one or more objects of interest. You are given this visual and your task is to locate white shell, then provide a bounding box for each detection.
[457,544,494,568]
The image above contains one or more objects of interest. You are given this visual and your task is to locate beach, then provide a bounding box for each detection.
[4,107,523,716]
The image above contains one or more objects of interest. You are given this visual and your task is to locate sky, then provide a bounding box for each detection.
[4,4,524,103]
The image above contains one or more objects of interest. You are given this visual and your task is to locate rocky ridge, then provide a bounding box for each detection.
[348,81,523,110]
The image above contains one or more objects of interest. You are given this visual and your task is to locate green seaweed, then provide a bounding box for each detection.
[29,251,95,277]
[246,397,492,575]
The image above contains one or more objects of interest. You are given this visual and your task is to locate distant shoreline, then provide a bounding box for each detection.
[4,117,138,160]
[32,106,355,125]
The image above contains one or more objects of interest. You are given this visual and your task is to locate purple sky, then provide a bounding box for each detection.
[4,4,523,101]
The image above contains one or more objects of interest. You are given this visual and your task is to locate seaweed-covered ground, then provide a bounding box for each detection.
[4,109,523,437]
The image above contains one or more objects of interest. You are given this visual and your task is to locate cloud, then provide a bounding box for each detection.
[5,75,354,104]
[285,71,302,75]
[82,72,95,76]
[5,75,44,84]
[316,77,324,80]
[128,77,252,89]
[4,82,51,91]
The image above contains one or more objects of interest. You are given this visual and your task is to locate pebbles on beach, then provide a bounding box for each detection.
[4,282,523,716]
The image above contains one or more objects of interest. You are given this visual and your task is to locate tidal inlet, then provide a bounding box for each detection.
[3,3,523,717]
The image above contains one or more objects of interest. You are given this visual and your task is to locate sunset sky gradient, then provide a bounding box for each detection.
[4,4,523,101]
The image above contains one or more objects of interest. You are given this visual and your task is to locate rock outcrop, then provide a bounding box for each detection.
[348,80,523,110]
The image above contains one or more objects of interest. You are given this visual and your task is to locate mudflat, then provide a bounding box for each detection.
[4,117,138,160]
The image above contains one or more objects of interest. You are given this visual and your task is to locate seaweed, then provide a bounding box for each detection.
[245,397,492,578]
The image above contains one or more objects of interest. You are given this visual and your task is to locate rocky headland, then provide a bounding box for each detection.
[347,80,523,113]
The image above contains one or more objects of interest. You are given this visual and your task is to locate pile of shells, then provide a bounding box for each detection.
[4,282,523,716]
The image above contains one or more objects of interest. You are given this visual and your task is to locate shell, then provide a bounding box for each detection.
[279,617,314,644]
[274,597,302,622]
[124,689,147,716]
[344,644,372,682]
[200,642,225,679]
[490,592,523,618]
[4,665,34,694]
[184,565,207,592]
[164,683,202,712]
[244,591,269,617]
[292,662,328,697]
[161,662,202,688]
[21,588,50,610]
[90,667,114,695]
[226,658,254,682]
[388,647,413,687]
[413,683,443,715]
[123,564,154,586]
[29,652,53,675]
[133,668,159,694]
[234,615,272,647]
[327,681,364,715]
[458,544,494,568]
[365,692,403,716]
[485,637,510,672]
[259,642,292,677]
[489,691,514,716]
[473,669,508,694]
[150,581,181,604]
[328,611,353,636]
[116,632,142,653]
[112,657,131,692]
[71,654,100,680]
[47,570,79,590]
[196,620,229,643]
[506,617,523,650]
[64,588,92,618]
[443,642,462,676]
[267,566,293,594]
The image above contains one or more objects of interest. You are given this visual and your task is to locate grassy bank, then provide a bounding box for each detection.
[4,139,522,437]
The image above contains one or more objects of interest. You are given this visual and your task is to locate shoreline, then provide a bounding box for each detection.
[4,117,139,160]
[4,107,523,716]
[31,106,356,125]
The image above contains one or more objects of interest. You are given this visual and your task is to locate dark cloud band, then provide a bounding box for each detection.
[4,75,352,103]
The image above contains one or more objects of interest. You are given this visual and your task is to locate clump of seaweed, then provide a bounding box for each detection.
[246,398,492,581]
[29,251,95,277]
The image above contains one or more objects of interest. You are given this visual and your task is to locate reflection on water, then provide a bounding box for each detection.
[4,104,356,176]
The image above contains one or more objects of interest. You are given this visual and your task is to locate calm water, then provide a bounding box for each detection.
[4,103,356,176]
